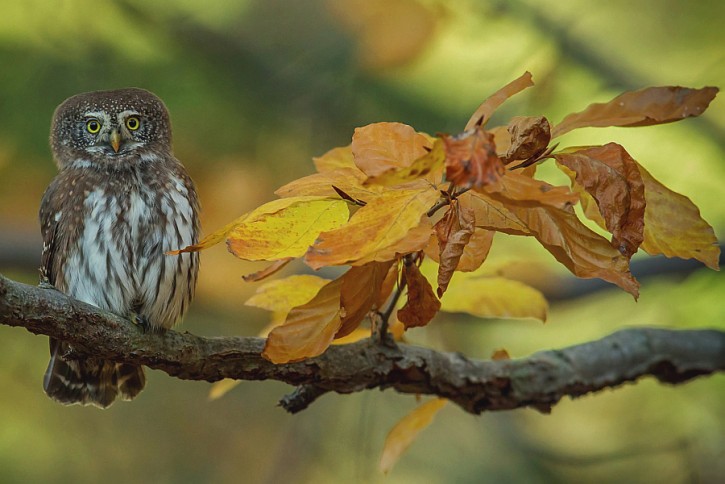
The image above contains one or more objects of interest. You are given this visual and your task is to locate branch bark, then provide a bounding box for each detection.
[1,273,723,414]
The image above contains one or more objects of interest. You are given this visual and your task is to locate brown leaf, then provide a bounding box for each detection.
[502,116,551,163]
[434,202,475,296]
[242,258,293,282]
[424,227,494,272]
[637,164,720,270]
[352,122,432,177]
[552,85,719,138]
[554,143,646,258]
[443,127,505,189]
[483,171,579,210]
[262,277,343,363]
[365,138,445,186]
[465,71,534,130]
[376,262,400,308]
[338,260,395,338]
[397,261,441,328]
[491,349,510,360]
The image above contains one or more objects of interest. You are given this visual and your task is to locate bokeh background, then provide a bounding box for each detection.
[0,0,723,482]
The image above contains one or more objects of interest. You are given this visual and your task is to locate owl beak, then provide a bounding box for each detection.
[110,130,121,153]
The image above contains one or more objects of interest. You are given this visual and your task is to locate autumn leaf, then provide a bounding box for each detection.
[397,261,441,329]
[242,258,293,282]
[443,127,505,188]
[434,202,475,297]
[313,144,356,172]
[484,171,579,210]
[365,138,445,186]
[426,226,494,272]
[501,115,551,163]
[305,183,440,268]
[552,85,719,138]
[637,164,720,270]
[352,122,433,177]
[262,277,344,363]
[208,379,241,401]
[338,260,395,338]
[440,275,548,322]
[554,143,645,258]
[491,349,511,361]
[376,261,400,308]
[246,274,330,316]
[379,398,448,474]
[465,71,534,130]
[274,167,372,201]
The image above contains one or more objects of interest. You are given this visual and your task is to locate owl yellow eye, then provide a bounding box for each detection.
[125,116,140,131]
[86,119,101,134]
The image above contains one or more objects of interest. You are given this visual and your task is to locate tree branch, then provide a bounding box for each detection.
[1,273,723,414]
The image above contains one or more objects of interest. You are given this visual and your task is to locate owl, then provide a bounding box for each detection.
[40,88,200,408]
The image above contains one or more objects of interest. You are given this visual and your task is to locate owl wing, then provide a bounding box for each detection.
[39,178,63,286]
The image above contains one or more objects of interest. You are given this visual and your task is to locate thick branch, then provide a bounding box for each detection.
[1,274,723,414]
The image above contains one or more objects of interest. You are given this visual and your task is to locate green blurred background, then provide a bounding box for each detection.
[0,0,723,482]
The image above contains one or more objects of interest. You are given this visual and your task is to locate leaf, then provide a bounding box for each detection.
[169,213,249,254]
[465,71,534,130]
[491,349,511,360]
[227,197,350,261]
[376,261,400,307]
[397,261,441,329]
[502,116,551,163]
[246,275,330,314]
[434,202,475,297]
[262,277,344,363]
[352,122,432,177]
[275,167,372,201]
[443,127,505,188]
[554,143,646,258]
[365,138,445,186]
[313,145,355,172]
[483,171,579,210]
[425,226,494,272]
[208,379,241,401]
[440,275,547,322]
[637,164,720,270]
[338,260,395,338]
[305,183,440,268]
[379,398,448,474]
[552,85,719,138]
[242,258,293,282]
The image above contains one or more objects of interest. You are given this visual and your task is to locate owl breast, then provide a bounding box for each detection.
[61,164,198,329]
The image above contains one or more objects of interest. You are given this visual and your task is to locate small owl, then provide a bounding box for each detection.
[40,88,200,408]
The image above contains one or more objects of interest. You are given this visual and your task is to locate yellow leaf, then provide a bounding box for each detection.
[208,379,241,401]
[246,274,329,314]
[637,164,720,270]
[227,197,350,261]
[365,138,445,186]
[274,167,373,201]
[262,277,344,364]
[379,398,448,474]
[352,122,432,177]
[305,183,440,268]
[169,212,251,254]
[313,144,355,172]
[440,274,548,322]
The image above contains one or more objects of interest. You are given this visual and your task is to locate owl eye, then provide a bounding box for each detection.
[86,119,101,134]
[125,116,140,131]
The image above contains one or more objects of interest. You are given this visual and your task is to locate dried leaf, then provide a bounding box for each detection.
[365,138,445,186]
[313,145,355,172]
[426,226,494,272]
[227,197,350,261]
[379,398,448,474]
[242,258,293,282]
[434,202,475,296]
[464,191,530,236]
[397,261,441,328]
[331,327,370,345]
[305,184,440,268]
[338,260,395,338]
[208,379,241,401]
[262,277,344,363]
[376,261,400,307]
[554,143,646,258]
[503,116,551,163]
[352,122,432,177]
[637,164,720,270]
[484,171,579,210]
[465,71,535,130]
[440,275,547,321]
[552,85,719,138]
[491,349,511,360]
[443,127,505,188]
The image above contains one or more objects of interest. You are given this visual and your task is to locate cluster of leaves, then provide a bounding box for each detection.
[174,72,719,472]
[177,71,719,364]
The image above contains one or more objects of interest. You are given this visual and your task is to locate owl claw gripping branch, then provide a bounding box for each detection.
[40,88,200,408]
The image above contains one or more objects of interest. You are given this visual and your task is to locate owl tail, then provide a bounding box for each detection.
[43,338,146,408]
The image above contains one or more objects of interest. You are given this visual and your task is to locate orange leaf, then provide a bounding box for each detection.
[554,143,645,258]
[501,115,551,163]
[338,260,395,338]
[483,171,579,210]
[352,122,432,177]
[365,138,445,186]
[465,71,534,130]
[379,398,448,474]
[426,226,494,272]
[397,261,441,329]
[552,85,719,138]
[262,277,343,363]
[313,145,355,172]
[637,164,720,270]
[275,167,372,201]
[376,261,400,308]
[242,258,293,282]
[434,202,475,296]
[305,183,439,268]
[443,127,505,189]
[491,349,510,360]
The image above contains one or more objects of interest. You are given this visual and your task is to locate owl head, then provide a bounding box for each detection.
[50,88,172,169]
